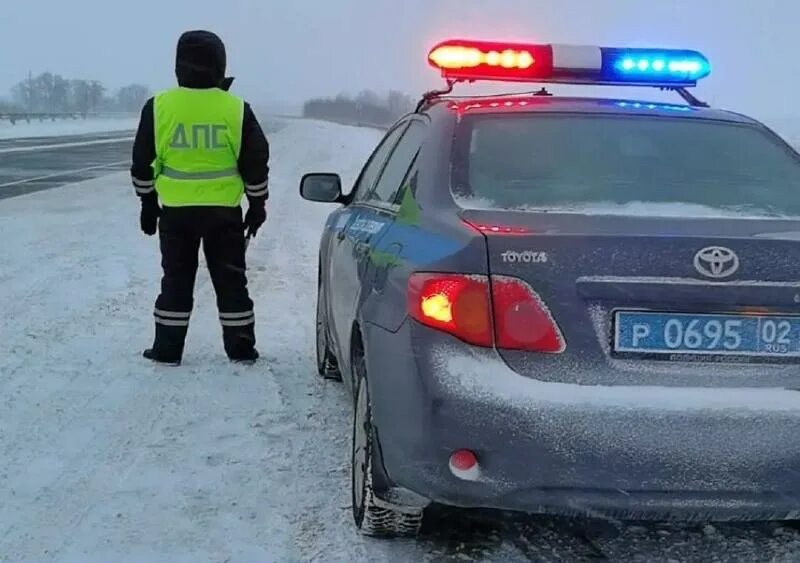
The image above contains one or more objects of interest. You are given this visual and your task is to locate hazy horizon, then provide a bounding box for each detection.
[2,0,799,123]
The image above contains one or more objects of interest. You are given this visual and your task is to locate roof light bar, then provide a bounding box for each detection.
[428,40,711,87]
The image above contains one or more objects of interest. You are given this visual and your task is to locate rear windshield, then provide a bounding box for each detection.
[452,114,800,218]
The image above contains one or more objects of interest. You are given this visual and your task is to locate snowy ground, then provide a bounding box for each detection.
[3,119,800,562]
[0,117,138,140]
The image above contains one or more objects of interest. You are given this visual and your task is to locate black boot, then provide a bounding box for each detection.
[145,323,188,366]
[230,348,259,365]
[223,324,259,364]
[143,348,182,366]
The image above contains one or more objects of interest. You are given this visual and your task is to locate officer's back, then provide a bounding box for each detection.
[131,30,269,366]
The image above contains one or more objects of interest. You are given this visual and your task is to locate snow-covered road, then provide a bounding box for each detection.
[3,119,800,562]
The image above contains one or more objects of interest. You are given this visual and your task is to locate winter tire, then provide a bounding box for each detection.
[352,348,424,537]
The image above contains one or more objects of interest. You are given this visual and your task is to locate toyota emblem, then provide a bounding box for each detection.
[694,246,740,279]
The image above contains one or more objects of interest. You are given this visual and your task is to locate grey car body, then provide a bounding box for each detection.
[303,94,800,534]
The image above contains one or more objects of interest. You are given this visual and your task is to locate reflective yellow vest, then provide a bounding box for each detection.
[153,87,245,207]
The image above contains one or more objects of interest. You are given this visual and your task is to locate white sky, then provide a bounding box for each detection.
[1,0,799,121]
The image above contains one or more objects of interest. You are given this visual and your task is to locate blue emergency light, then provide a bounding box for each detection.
[428,40,711,88]
[606,48,710,82]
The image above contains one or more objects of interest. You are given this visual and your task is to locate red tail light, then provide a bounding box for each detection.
[408,274,493,347]
[408,273,565,353]
[491,276,565,352]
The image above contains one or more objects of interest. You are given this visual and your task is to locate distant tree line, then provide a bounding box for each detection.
[302,90,414,126]
[0,99,16,113]
[4,72,151,114]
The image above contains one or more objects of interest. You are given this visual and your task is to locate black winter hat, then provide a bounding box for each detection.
[175,30,233,89]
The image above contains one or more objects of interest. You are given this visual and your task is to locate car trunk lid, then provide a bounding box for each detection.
[462,209,800,387]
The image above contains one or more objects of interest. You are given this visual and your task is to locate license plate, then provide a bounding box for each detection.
[614,311,800,357]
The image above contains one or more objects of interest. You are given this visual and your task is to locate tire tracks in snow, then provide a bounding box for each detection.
[242,157,356,561]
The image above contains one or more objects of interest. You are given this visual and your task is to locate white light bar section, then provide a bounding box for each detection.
[551,44,602,71]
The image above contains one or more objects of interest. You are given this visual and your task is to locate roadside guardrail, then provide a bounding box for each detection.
[0,112,137,125]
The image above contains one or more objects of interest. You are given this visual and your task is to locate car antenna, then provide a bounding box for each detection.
[416,78,458,113]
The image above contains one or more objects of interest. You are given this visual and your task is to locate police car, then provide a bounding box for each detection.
[301,39,800,537]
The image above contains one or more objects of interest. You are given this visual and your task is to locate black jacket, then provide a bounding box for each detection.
[131,30,269,204]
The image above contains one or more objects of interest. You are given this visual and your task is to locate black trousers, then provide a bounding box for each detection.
[150,206,256,360]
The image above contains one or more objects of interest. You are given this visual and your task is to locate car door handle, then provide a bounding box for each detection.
[354,241,371,257]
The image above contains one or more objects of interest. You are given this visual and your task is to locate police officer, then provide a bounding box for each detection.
[131,30,269,365]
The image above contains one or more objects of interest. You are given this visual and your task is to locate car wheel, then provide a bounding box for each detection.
[316,281,341,381]
[352,346,424,537]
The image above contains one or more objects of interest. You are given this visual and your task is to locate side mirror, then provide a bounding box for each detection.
[300,173,343,203]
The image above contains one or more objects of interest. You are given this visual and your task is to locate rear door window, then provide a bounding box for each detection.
[368,121,426,205]
[351,122,408,201]
[452,114,800,217]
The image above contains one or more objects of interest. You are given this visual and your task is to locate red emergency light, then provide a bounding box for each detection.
[428,39,553,83]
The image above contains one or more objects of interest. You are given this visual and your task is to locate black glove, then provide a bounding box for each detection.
[140,194,160,236]
[244,201,267,238]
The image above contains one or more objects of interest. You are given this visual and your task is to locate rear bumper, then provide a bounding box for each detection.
[364,321,800,520]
